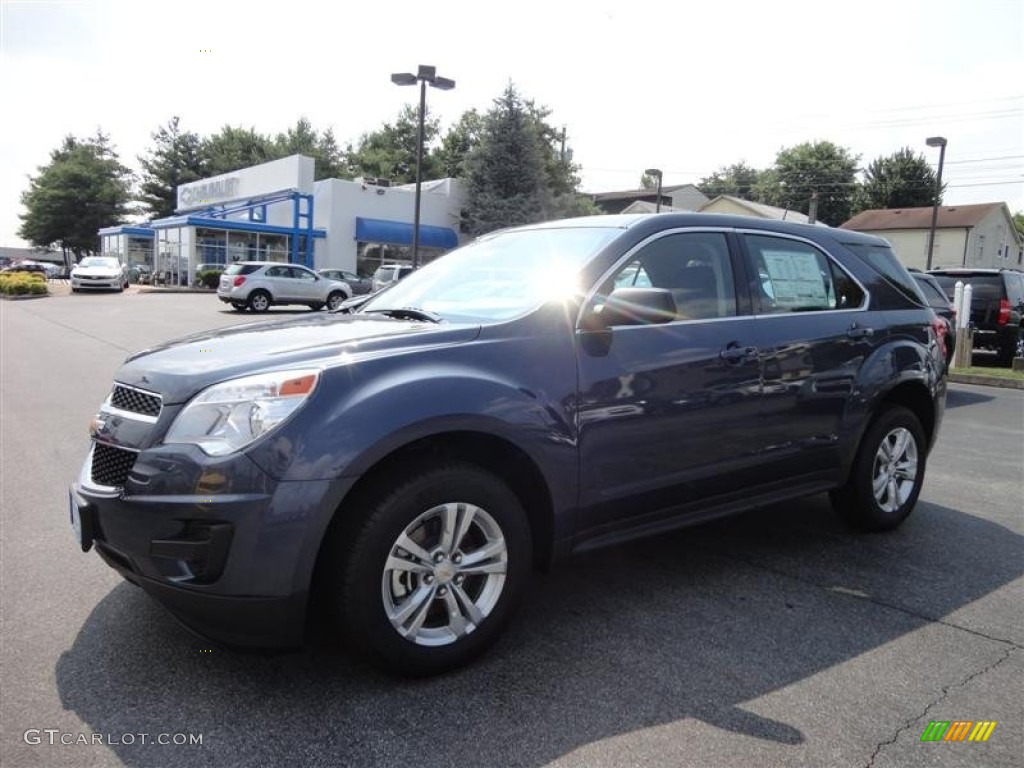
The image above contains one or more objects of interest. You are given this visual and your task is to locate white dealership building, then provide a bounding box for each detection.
[99,154,465,285]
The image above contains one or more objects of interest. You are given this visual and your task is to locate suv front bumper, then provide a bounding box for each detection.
[70,446,348,648]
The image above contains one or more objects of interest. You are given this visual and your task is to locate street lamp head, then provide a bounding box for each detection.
[926,136,947,148]
[432,76,456,91]
[391,72,417,86]
[416,64,436,81]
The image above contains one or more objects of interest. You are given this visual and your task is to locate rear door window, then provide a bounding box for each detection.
[744,235,865,313]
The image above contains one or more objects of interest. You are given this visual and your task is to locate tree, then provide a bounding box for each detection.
[201,126,277,177]
[462,84,598,235]
[759,141,860,226]
[1014,211,1024,239]
[137,117,205,219]
[19,131,133,264]
[273,117,348,180]
[435,109,483,179]
[462,85,553,235]
[856,147,941,211]
[697,162,762,200]
[346,105,440,183]
[639,172,658,189]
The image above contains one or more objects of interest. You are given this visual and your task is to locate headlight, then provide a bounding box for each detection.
[164,369,320,456]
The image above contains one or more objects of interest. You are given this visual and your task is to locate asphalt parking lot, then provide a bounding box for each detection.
[1,291,1021,768]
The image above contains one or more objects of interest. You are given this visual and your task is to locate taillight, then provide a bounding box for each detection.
[997,298,1010,326]
[931,316,947,360]
[233,276,246,287]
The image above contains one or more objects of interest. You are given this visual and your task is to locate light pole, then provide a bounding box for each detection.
[925,136,947,270]
[391,65,455,268]
[644,168,663,212]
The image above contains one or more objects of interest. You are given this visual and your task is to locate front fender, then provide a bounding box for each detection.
[273,366,578,598]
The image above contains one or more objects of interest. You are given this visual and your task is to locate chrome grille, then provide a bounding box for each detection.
[91,443,137,487]
[111,385,162,418]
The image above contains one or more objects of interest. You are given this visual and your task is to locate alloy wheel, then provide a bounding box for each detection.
[381,502,507,647]
[871,427,919,513]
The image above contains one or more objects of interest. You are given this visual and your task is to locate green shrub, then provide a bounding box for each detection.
[197,269,223,289]
[0,272,48,296]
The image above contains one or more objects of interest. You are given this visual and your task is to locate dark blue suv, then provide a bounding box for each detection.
[70,214,946,674]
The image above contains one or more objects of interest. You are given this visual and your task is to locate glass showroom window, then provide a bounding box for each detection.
[126,236,152,268]
[228,231,259,263]
[157,229,186,285]
[261,234,289,262]
[196,228,229,265]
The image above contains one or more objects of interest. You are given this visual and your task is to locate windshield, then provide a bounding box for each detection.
[361,227,620,322]
[79,257,120,269]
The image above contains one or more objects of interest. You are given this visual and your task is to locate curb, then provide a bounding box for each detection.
[948,372,1024,390]
[0,293,48,301]
[136,288,216,295]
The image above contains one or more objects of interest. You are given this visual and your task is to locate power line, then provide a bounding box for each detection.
[945,154,1024,165]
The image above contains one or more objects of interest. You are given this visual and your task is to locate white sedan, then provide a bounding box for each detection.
[71,257,128,292]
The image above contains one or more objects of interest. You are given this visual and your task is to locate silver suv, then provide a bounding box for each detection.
[217,262,351,312]
[371,264,415,293]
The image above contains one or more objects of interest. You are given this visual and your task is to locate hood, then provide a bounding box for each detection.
[116,313,481,403]
[74,265,121,276]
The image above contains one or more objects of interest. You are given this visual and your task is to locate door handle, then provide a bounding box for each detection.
[847,324,874,339]
[720,345,759,363]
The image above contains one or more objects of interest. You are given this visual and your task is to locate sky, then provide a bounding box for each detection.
[0,0,1022,248]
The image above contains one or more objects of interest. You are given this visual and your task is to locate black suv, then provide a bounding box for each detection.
[928,268,1024,366]
[70,214,946,674]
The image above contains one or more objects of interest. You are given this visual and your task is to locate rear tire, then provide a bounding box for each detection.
[247,290,271,312]
[323,461,531,676]
[996,328,1022,367]
[831,405,926,532]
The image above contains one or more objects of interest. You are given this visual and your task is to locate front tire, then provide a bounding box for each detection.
[326,461,531,675]
[326,291,347,311]
[831,405,926,531]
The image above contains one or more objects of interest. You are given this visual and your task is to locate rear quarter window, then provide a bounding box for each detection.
[843,242,924,305]
[225,264,260,276]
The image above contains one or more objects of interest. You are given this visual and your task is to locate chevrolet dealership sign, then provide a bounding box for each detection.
[175,155,315,213]
[178,177,241,209]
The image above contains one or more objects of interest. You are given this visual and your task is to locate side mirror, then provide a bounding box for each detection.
[586,288,677,329]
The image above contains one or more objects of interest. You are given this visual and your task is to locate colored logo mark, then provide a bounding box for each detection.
[920,720,997,742]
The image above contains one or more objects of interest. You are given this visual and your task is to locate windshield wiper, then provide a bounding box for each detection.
[362,307,442,323]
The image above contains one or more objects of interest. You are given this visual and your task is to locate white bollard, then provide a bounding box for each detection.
[954,284,973,369]
[953,281,964,327]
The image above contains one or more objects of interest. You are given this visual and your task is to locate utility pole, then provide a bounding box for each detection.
[807,189,819,225]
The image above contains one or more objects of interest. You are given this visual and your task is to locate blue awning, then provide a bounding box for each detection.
[355,217,458,249]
